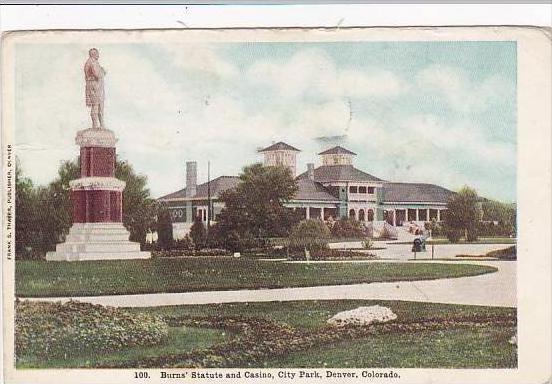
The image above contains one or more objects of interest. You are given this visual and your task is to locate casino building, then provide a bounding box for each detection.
[158,142,454,239]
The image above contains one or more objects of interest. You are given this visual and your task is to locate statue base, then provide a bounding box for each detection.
[46,223,151,261]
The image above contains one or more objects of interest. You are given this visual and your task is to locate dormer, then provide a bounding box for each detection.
[318,146,356,166]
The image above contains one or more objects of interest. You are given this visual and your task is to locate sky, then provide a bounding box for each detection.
[14,41,516,202]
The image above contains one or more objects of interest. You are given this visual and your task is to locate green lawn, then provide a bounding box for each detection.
[17,326,229,369]
[16,257,496,297]
[140,299,513,330]
[264,326,517,368]
[19,300,516,369]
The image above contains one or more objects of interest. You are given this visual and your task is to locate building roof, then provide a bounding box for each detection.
[297,165,383,183]
[158,176,240,200]
[294,179,339,201]
[318,146,357,156]
[258,142,301,152]
[382,182,454,203]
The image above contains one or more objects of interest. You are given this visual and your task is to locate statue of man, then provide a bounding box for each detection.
[84,48,106,129]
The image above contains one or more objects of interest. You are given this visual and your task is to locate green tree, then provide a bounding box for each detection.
[481,199,516,236]
[330,217,366,238]
[15,158,157,257]
[190,216,206,250]
[115,160,158,244]
[443,186,482,242]
[289,219,330,253]
[156,203,174,250]
[213,163,299,248]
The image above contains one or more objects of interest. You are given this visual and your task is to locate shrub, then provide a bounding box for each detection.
[156,206,174,250]
[289,219,331,253]
[445,228,462,243]
[190,216,206,250]
[15,300,168,361]
[330,218,366,238]
[173,235,194,250]
[362,239,373,249]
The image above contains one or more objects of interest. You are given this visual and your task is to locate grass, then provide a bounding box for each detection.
[264,325,517,368]
[17,326,229,369]
[16,258,497,297]
[19,300,516,369]
[139,299,513,330]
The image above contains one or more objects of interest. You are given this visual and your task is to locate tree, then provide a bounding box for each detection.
[15,157,157,258]
[190,216,206,250]
[115,160,158,244]
[330,217,366,238]
[443,186,482,242]
[156,203,174,250]
[481,199,516,236]
[289,219,330,253]
[213,163,299,249]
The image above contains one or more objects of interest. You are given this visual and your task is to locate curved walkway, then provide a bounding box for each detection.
[25,259,516,308]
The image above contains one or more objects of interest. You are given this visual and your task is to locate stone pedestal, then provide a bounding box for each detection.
[46,128,150,261]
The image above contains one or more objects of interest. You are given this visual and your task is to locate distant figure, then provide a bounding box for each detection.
[84,48,106,129]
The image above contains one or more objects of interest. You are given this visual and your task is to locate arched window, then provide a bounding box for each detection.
[367,209,374,222]
[358,209,365,221]
[349,209,356,220]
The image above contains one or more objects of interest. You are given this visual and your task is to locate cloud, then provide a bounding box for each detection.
[247,49,407,100]
[159,44,238,79]
[14,43,515,202]
[416,64,515,114]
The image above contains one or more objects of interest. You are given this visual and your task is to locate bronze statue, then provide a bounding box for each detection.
[84,48,106,129]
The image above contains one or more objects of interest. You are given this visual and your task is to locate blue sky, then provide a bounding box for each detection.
[15,41,516,202]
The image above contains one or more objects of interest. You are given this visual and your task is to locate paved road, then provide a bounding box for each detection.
[25,256,516,308]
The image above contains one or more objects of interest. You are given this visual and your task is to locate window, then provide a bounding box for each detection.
[367,187,375,194]
[358,186,367,193]
[349,186,358,193]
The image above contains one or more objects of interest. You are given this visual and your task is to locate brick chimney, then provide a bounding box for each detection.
[307,163,315,180]
[185,161,197,197]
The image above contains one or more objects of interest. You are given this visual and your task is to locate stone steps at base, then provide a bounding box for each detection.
[46,251,151,261]
[55,241,141,253]
[65,233,131,242]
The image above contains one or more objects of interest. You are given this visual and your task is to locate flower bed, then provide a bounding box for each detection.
[288,249,378,261]
[16,300,168,361]
[152,249,231,258]
[95,311,516,368]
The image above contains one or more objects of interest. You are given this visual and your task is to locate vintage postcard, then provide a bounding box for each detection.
[2,27,551,384]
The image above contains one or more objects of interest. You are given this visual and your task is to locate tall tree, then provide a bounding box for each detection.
[443,186,482,242]
[115,160,158,244]
[214,163,299,245]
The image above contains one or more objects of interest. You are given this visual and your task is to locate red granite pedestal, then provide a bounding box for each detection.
[46,128,150,261]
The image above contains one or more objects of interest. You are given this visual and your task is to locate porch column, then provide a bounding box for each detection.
[392,210,396,226]
[426,209,430,222]
[437,209,441,221]
[320,207,325,220]
[416,208,419,221]
[306,206,310,219]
